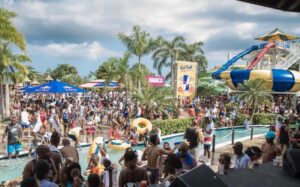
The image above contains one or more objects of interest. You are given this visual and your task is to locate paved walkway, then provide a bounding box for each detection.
[208,136,265,171]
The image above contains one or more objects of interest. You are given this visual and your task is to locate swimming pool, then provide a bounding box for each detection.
[0,126,268,182]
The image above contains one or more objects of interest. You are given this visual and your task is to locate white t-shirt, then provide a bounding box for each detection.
[21,111,29,124]
[33,116,43,133]
[275,115,282,130]
[204,121,214,145]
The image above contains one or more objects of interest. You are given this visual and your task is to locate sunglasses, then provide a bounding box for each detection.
[178,149,187,152]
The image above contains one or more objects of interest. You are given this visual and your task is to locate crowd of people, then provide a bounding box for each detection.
[1,91,300,186]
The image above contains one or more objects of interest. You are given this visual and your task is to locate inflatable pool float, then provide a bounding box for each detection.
[108,140,131,150]
[131,118,152,134]
[87,136,104,162]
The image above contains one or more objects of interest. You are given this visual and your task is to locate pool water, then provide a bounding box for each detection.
[0,126,268,182]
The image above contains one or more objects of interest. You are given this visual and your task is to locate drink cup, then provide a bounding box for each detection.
[218,164,225,175]
[248,162,254,169]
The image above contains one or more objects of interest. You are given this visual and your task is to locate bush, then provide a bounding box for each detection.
[253,113,276,125]
[236,113,248,125]
[153,118,192,136]
[152,113,275,136]
[236,113,276,126]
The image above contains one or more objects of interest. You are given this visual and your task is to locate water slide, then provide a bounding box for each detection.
[212,43,300,92]
[247,43,276,69]
[212,43,266,79]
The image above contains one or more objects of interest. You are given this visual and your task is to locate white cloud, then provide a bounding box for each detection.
[235,23,257,39]
[29,42,116,60]
[1,0,299,74]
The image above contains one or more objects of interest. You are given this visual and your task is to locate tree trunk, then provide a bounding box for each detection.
[138,55,141,93]
[171,56,175,98]
[125,73,129,105]
[0,85,5,120]
[251,98,255,123]
[5,83,10,118]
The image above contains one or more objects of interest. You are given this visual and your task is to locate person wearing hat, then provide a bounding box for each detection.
[261,131,281,163]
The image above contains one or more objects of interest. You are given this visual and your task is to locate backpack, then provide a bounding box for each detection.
[185,128,198,149]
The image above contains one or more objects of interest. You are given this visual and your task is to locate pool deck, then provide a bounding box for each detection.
[207,135,266,171]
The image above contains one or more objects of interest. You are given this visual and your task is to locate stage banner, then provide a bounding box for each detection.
[146,75,165,87]
[173,61,197,99]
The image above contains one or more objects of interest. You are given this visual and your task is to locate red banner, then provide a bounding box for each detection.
[146,76,165,87]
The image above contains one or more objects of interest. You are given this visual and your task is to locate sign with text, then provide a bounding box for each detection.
[146,76,165,87]
[174,61,197,99]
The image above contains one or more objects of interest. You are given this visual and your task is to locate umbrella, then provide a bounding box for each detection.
[24,80,86,93]
[19,85,34,91]
[79,79,120,89]
[255,28,299,42]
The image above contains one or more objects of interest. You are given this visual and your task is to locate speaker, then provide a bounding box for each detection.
[170,164,228,187]
[283,149,300,178]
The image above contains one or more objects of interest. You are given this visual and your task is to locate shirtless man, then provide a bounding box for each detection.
[261,131,281,163]
[60,138,79,163]
[142,134,177,184]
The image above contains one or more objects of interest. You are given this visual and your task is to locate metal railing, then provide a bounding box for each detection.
[211,125,269,155]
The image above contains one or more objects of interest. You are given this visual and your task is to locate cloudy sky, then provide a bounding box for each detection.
[1,0,300,76]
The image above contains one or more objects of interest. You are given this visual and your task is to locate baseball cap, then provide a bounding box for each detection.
[265,131,276,139]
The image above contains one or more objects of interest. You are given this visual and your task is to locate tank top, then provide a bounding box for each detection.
[7,124,21,144]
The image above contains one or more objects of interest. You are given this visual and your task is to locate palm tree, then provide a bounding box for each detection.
[179,42,207,72]
[129,63,152,92]
[118,26,158,91]
[96,52,132,97]
[152,36,185,84]
[238,79,273,121]
[26,65,39,81]
[0,44,30,118]
[0,8,28,118]
[0,9,26,51]
[96,58,118,82]
[132,86,176,119]
[114,52,131,95]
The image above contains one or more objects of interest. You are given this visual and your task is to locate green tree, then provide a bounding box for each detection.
[238,79,273,121]
[0,44,30,118]
[0,9,26,51]
[118,26,158,91]
[152,36,185,82]
[132,86,176,119]
[129,63,152,91]
[0,8,29,118]
[51,64,82,85]
[96,52,132,94]
[179,41,207,72]
[96,59,118,81]
[26,65,40,81]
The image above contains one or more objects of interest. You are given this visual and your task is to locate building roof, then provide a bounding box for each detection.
[238,0,300,12]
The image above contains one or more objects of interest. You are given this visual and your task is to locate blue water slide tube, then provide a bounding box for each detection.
[212,43,267,79]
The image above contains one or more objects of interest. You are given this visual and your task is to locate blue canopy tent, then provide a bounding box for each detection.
[24,80,86,93]
[19,85,34,91]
